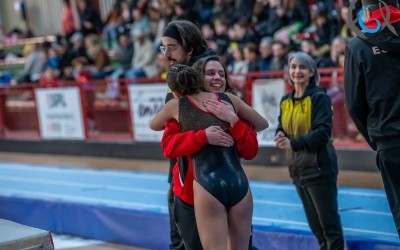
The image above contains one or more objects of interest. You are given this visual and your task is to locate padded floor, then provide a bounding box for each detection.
[0,162,398,249]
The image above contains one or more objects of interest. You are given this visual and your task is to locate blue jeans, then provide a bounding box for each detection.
[125,68,146,84]
[103,24,119,49]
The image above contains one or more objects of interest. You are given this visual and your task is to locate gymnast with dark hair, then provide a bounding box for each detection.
[151,64,268,249]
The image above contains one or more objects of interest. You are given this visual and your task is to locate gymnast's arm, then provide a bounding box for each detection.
[161,119,258,160]
[229,119,258,160]
[150,99,179,131]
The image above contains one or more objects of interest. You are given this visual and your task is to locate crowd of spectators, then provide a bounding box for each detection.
[1,0,363,140]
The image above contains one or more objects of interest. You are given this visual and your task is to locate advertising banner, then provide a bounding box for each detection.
[35,87,85,140]
[252,79,286,146]
[128,84,168,142]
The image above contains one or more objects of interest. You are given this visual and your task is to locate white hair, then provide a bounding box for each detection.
[288,51,320,86]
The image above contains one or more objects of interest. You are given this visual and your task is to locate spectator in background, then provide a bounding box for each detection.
[126,28,158,83]
[275,52,344,250]
[303,5,338,57]
[236,0,256,21]
[39,66,62,88]
[338,6,353,39]
[103,32,134,100]
[274,0,311,48]
[84,34,111,79]
[258,36,273,71]
[63,32,89,80]
[270,40,287,71]
[18,44,47,83]
[152,1,175,49]
[211,0,236,24]
[54,38,73,80]
[155,52,169,80]
[201,23,214,41]
[147,2,162,41]
[67,32,89,64]
[243,42,260,72]
[228,20,258,46]
[262,0,288,38]
[103,0,126,49]
[61,0,75,40]
[300,38,332,68]
[251,0,269,35]
[212,17,231,56]
[130,7,151,41]
[173,0,200,26]
[46,46,60,71]
[76,0,102,35]
[71,56,95,129]
[196,0,214,24]
[227,42,247,98]
[227,42,247,75]
[327,36,347,67]
[327,51,351,140]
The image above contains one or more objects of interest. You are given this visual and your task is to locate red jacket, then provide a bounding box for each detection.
[161,119,258,205]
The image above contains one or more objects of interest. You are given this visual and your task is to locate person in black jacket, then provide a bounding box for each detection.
[275,52,344,250]
[344,0,400,237]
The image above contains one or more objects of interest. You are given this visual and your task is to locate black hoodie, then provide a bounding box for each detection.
[344,6,400,151]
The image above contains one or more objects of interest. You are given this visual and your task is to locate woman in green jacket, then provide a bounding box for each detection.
[275,51,344,250]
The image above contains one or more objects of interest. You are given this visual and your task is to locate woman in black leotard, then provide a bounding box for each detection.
[151,64,268,249]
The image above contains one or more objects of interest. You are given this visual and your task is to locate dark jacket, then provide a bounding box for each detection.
[277,84,337,186]
[344,6,400,151]
[118,43,134,70]
[187,48,217,67]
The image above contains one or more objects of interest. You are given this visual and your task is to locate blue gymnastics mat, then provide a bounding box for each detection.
[0,162,398,249]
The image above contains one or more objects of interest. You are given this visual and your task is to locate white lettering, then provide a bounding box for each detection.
[372,46,388,55]
[372,46,381,55]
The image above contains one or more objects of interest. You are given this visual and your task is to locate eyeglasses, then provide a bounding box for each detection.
[159,45,178,54]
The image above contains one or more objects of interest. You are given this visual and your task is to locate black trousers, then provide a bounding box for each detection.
[173,197,203,250]
[168,186,185,250]
[377,147,400,237]
[296,182,344,250]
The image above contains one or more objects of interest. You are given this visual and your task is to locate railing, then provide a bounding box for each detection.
[0,69,368,148]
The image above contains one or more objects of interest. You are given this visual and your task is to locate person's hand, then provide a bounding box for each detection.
[205,126,234,147]
[275,131,285,140]
[275,135,291,150]
[203,99,239,126]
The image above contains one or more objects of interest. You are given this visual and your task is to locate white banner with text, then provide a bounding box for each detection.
[252,79,286,146]
[35,87,85,140]
[128,84,169,142]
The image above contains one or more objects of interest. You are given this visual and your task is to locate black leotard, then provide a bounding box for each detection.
[179,93,249,208]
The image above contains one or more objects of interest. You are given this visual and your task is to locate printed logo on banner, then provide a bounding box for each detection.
[47,93,66,108]
[138,96,164,117]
